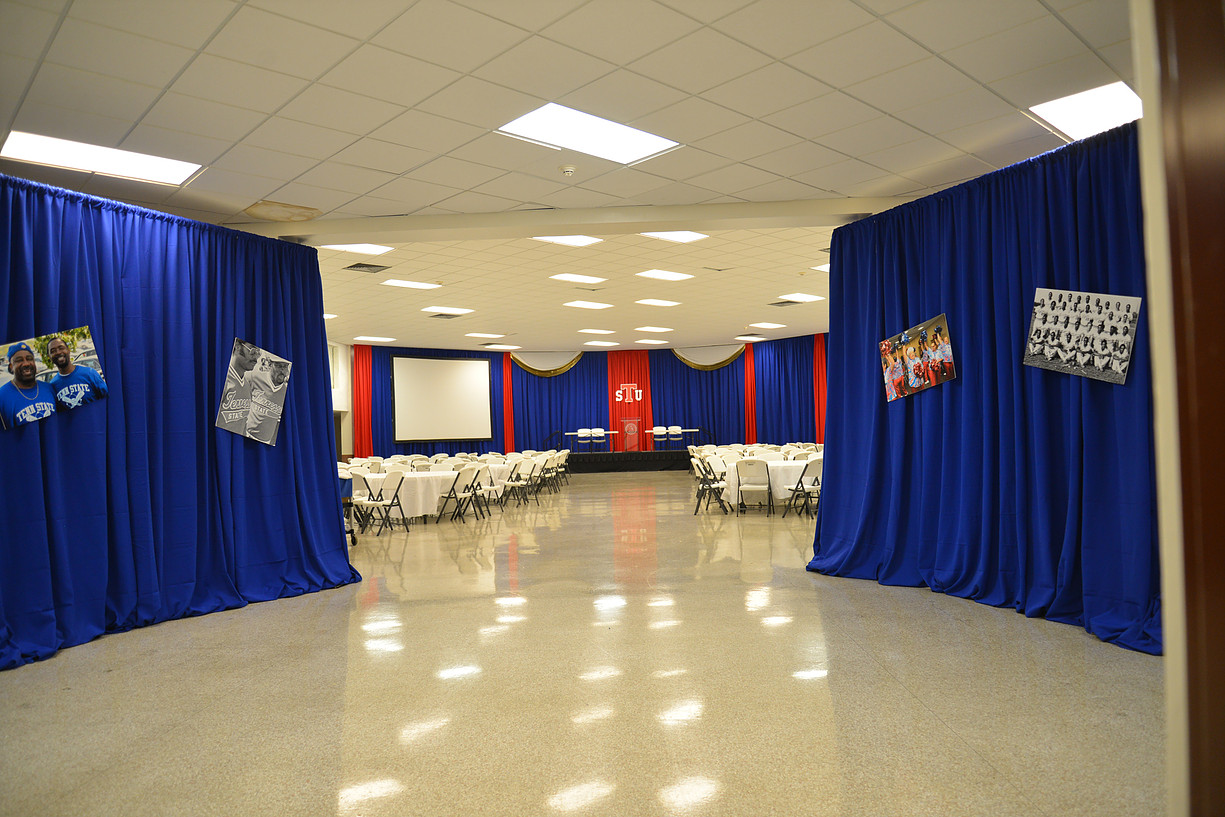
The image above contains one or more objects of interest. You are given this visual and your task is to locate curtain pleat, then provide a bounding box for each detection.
[743,343,757,445]
[352,344,372,458]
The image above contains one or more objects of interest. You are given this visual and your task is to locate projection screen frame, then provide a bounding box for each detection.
[391,355,494,443]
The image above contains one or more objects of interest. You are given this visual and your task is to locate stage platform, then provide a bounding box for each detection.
[568,450,690,473]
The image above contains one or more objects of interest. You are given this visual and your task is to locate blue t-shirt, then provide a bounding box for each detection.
[0,380,57,430]
[51,365,108,409]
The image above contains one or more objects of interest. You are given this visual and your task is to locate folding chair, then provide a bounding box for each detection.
[352,473,405,536]
[734,458,773,515]
[693,457,729,514]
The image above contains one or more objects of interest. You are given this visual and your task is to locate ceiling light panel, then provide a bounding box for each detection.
[550,273,607,284]
[777,293,824,302]
[584,341,619,347]
[578,329,615,334]
[382,279,441,289]
[531,235,603,247]
[735,335,766,342]
[640,231,708,243]
[422,306,473,314]
[321,243,394,255]
[636,269,694,281]
[1029,81,1142,141]
[749,322,785,329]
[498,103,679,164]
[636,339,667,345]
[565,301,613,309]
[354,336,395,342]
[466,332,506,339]
[1,131,200,185]
[636,299,680,307]
[634,326,673,332]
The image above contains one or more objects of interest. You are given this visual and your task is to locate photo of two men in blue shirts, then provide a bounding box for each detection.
[0,333,107,431]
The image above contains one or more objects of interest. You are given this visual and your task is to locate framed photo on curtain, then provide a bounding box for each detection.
[215,338,292,445]
[1,325,107,430]
[1022,288,1141,384]
[879,313,956,402]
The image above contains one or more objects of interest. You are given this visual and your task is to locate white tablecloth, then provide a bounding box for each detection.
[361,471,459,520]
[721,458,820,503]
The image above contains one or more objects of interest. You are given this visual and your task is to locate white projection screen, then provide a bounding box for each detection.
[392,356,492,442]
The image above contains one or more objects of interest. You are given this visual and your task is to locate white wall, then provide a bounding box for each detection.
[329,341,353,458]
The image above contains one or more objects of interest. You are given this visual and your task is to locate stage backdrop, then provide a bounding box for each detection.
[809,124,1161,654]
[354,335,827,454]
[0,175,359,670]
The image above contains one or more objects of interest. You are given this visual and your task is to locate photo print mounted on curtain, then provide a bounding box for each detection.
[1023,288,1141,384]
[215,338,292,445]
[0,325,107,430]
[879,313,956,402]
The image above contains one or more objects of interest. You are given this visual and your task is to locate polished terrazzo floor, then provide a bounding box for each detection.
[0,471,1163,816]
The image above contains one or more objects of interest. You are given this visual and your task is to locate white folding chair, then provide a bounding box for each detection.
[693,457,729,515]
[590,427,607,450]
[352,473,404,536]
[734,458,773,515]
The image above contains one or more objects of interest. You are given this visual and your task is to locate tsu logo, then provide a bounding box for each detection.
[615,382,643,404]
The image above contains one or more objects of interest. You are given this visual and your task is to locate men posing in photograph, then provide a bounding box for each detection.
[245,359,290,444]
[48,336,107,409]
[0,342,57,430]
[215,338,260,435]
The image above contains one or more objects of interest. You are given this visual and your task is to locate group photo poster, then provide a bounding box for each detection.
[215,338,292,446]
[0,325,107,431]
[1023,288,1141,384]
[879,313,956,402]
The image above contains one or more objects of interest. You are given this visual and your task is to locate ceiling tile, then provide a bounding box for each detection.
[243,116,359,159]
[685,163,778,195]
[370,109,485,155]
[277,85,405,135]
[703,62,833,119]
[415,76,543,130]
[172,54,309,113]
[11,102,133,147]
[973,131,1066,167]
[0,53,34,125]
[885,0,1050,52]
[247,0,408,40]
[859,135,963,174]
[293,162,398,195]
[629,147,732,181]
[987,50,1118,108]
[902,153,996,187]
[944,16,1089,84]
[187,166,283,201]
[410,155,506,189]
[472,36,615,99]
[935,113,1051,153]
[320,194,411,217]
[536,185,626,208]
[68,0,235,49]
[558,70,688,123]
[628,28,771,94]
[446,132,561,173]
[0,158,105,191]
[121,124,231,165]
[892,86,1020,134]
[1097,40,1133,83]
[654,0,756,23]
[434,189,520,213]
[449,0,589,31]
[785,21,931,89]
[835,173,927,197]
[793,158,889,192]
[320,45,462,109]
[45,17,193,87]
[541,0,702,64]
[330,138,433,175]
[24,62,161,123]
[205,6,359,79]
[210,143,318,180]
[854,0,925,12]
[266,180,357,213]
[816,116,925,155]
[1060,0,1131,49]
[745,141,845,177]
[844,57,979,111]
[630,96,749,144]
[577,167,671,198]
[763,92,882,139]
[371,0,528,73]
[144,93,267,142]
[1,2,59,59]
[374,176,465,210]
[471,171,568,202]
[627,181,721,206]
[713,0,875,56]
[694,120,802,161]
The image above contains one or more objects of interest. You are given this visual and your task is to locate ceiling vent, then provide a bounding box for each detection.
[345,262,390,273]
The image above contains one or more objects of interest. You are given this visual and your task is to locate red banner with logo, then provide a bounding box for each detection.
[607,350,653,452]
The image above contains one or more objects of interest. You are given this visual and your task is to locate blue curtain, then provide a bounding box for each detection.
[369,346,505,455]
[753,335,816,443]
[512,354,608,451]
[0,175,359,670]
[808,124,1160,653]
[648,349,745,445]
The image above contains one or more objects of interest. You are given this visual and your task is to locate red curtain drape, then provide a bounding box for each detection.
[743,342,757,444]
[352,344,373,458]
[502,352,515,453]
[607,350,653,451]
[813,333,827,443]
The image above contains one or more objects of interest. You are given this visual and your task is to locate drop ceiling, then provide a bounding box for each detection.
[0,0,1133,351]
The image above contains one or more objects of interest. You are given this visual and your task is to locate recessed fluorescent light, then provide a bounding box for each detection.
[382,279,441,289]
[484,344,520,351]
[636,339,667,345]
[778,293,825,303]
[634,326,673,333]
[531,235,603,247]
[636,299,679,307]
[578,328,615,334]
[640,231,707,243]
[466,333,505,339]
[565,301,613,310]
[584,341,619,347]
[498,103,679,164]
[550,273,607,284]
[811,264,831,272]
[735,335,767,342]
[1029,81,1142,141]
[321,243,393,255]
[422,306,473,315]
[636,269,693,281]
[0,131,200,185]
[749,322,785,329]
[354,336,395,342]
[322,313,337,319]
